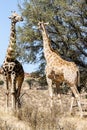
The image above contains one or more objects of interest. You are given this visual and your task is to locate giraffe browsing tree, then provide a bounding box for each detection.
[38,21,83,117]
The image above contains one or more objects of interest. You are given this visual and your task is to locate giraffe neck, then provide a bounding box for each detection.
[42,29,53,61]
[41,26,62,63]
[6,21,16,61]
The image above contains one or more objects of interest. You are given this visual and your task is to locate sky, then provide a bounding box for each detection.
[0,0,38,73]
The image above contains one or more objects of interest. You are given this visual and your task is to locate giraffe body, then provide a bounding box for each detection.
[2,12,24,111]
[46,55,79,85]
[38,21,82,117]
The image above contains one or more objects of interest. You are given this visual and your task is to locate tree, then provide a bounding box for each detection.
[17,0,87,89]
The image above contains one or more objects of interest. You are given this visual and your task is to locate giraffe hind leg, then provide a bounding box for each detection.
[70,86,83,117]
[16,77,24,108]
[70,96,74,115]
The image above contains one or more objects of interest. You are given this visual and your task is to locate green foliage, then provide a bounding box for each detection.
[17,0,87,88]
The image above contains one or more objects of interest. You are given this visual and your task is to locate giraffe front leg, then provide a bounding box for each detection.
[47,77,53,108]
[4,76,9,111]
[11,72,16,110]
[56,84,63,113]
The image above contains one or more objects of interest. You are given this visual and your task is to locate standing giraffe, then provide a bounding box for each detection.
[2,12,24,111]
[38,21,83,117]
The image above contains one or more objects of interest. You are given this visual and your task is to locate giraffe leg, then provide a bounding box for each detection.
[58,93,63,112]
[47,77,53,108]
[49,85,53,108]
[70,86,83,117]
[16,78,24,108]
[11,73,16,110]
[56,84,63,112]
[70,96,74,115]
[5,77,9,111]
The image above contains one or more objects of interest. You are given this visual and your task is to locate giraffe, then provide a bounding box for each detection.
[38,21,83,117]
[1,12,24,111]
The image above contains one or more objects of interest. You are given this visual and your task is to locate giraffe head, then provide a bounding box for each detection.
[9,11,23,23]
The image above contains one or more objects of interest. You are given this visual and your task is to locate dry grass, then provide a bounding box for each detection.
[16,89,59,129]
[16,88,74,130]
[0,111,30,130]
[0,77,87,130]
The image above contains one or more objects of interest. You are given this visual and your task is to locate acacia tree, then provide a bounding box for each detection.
[17,0,87,88]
